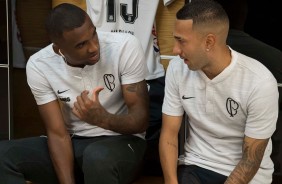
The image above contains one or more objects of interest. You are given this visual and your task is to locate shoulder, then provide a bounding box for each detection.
[232,49,276,80]
[27,44,56,65]
[168,56,184,68]
[167,56,191,75]
[26,44,60,72]
[165,56,198,85]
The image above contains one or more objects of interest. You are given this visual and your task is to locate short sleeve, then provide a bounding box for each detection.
[26,56,57,105]
[119,35,148,85]
[162,59,184,116]
[245,77,279,139]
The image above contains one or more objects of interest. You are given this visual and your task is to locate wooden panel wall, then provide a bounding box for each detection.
[17,0,52,59]
[156,0,184,69]
[52,0,86,10]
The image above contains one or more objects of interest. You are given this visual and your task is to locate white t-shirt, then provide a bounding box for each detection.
[162,49,279,183]
[86,0,175,80]
[26,31,148,138]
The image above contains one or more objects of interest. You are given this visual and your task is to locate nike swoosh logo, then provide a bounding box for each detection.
[182,95,195,100]
[57,89,70,94]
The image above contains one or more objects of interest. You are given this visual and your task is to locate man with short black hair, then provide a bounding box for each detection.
[0,3,149,184]
[159,0,279,183]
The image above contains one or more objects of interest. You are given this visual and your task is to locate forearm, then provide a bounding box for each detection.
[225,159,260,184]
[225,136,269,184]
[94,109,149,134]
[37,101,76,183]
[48,135,75,184]
[159,132,179,184]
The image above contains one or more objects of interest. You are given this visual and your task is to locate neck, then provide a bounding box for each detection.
[52,44,85,68]
[203,46,231,79]
[64,58,85,68]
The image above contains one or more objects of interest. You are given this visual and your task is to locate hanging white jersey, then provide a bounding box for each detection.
[86,0,175,80]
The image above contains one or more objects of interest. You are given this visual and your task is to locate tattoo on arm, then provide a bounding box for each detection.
[225,138,269,184]
[126,81,148,97]
[126,83,138,92]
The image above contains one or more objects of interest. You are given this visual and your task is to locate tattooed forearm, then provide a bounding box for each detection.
[225,137,269,184]
[92,79,149,134]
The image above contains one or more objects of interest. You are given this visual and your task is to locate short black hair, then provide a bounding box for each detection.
[45,3,87,41]
[177,0,229,27]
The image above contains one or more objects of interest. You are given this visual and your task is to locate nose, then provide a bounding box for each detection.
[172,42,181,55]
[88,39,98,53]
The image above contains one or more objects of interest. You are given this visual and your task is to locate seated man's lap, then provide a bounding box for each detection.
[177,165,227,184]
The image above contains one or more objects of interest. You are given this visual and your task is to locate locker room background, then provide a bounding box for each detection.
[0,0,281,182]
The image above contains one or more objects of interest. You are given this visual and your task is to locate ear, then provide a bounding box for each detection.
[205,33,216,51]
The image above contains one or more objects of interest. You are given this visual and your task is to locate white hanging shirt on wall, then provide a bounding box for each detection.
[86,0,175,80]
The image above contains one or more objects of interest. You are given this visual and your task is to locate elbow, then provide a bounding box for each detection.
[136,112,149,133]
[141,120,149,133]
[137,115,149,133]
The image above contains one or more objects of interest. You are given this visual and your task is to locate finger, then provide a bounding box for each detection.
[73,101,80,111]
[76,93,87,111]
[81,90,90,103]
[92,86,104,101]
[72,102,82,118]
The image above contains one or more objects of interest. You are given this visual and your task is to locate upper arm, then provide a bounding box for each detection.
[121,80,149,124]
[159,114,183,156]
[38,100,68,137]
[161,114,183,139]
[122,79,149,109]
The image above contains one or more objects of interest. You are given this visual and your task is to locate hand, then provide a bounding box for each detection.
[72,86,108,127]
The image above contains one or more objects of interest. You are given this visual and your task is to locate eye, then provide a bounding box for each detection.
[176,38,184,44]
[174,36,184,43]
[76,41,86,49]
